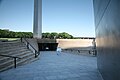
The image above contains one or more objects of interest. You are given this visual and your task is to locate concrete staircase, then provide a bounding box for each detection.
[0,41,39,72]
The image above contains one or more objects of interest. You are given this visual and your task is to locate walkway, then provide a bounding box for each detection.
[0,51,103,80]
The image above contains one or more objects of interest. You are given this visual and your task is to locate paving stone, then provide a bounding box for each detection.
[0,51,103,80]
[45,76,57,80]
[34,77,46,80]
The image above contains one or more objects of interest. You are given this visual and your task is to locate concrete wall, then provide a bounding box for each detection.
[27,38,39,52]
[57,39,93,49]
[37,39,93,49]
[23,38,39,53]
[93,0,120,80]
[37,39,56,43]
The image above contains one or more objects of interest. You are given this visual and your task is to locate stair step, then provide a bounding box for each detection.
[0,64,14,72]
[0,42,24,46]
[0,42,24,48]
[0,57,11,64]
[0,50,31,63]
[9,49,30,56]
[12,50,32,57]
[0,56,39,72]
[0,46,27,52]
[0,40,39,72]
[0,45,26,50]
[17,55,39,66]
[18,53,35,61]
[0,59,14,69]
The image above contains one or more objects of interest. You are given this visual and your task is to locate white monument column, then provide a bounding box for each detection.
[33,0,42,39]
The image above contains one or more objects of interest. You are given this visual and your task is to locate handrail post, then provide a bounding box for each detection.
[14,57,17,68]
[35,50,37,58]
[27,42,29,49]
[93,49,97,56]
[20,37,22,42]
[89,50,91,54]
[0,55,20,68]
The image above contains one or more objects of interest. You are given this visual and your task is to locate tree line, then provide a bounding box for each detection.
[0,29,74,39]
[0,29,33,38]
[42,32,73,39]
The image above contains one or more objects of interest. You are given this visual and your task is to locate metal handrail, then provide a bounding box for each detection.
[0,54,21,68]
[23,38,40,58]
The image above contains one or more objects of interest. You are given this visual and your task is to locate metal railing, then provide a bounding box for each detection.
[0,54,21,68]
[22,38,40,58]
[64,48,97,56]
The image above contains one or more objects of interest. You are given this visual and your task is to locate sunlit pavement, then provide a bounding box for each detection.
[0,51,103,80]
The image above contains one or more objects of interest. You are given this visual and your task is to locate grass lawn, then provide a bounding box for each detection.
[0,38,20,41]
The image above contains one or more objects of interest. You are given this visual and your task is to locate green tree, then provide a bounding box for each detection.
[0,29,10,38]
[42,32,74,39]
[0,29,33,38]
[58,32,73,39]
[42,32,51,38]
[8,31,15,38]
[50,32,58,39]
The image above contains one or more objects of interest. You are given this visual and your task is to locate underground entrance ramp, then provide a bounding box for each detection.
[37,39,58,51]
[0,51,103,80]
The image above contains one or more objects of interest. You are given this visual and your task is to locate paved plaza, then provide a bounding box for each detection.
[0,51,103,80]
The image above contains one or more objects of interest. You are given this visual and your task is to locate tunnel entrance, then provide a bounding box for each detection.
[38,43,58,51]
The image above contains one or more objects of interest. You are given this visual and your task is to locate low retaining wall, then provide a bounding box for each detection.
[37,39,93,51]
[56,39,93,49]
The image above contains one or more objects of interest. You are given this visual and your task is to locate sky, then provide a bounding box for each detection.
[0,0,95,37]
